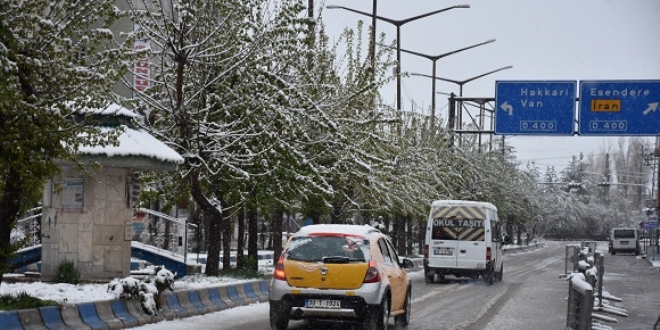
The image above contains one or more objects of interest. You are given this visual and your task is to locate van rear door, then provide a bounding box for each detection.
[429,219,460,268]
[428,206,487,270]
[455,219,486,269]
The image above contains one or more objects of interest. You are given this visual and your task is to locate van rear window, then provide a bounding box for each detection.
[613,230,635,239]
[431,218,485,241]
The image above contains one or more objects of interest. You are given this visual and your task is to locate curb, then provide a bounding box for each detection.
[503,240,546,254]
[0,279,270,330]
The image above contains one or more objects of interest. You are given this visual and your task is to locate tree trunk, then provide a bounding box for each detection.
[406,215,413,256]
[205,211,223,276]
[221,197,232,272]
[272,208,284,262]
[396,214,405,256]
[236,206,245,269]
[330,200,341,224]
[382,215,390,235]
[247,198,258,272]
[0,167,22,278]
[189,170,223,276]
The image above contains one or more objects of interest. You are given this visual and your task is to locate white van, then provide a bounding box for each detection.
[609,227,640,255]
[424,200,504,285]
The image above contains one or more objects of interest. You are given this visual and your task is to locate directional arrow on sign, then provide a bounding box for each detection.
[500,101,513,116]
[643,102,658,116]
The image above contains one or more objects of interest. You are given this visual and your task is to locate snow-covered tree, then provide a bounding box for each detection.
[127,0,350,274]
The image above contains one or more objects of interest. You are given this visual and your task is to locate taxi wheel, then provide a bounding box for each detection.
[365,295,390,330]
[395,288,411,326]
[269,302,290,330]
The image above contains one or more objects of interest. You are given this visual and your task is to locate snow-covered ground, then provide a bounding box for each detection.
[0,255,276,304]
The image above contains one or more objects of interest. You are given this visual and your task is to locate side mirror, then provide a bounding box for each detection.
[401,258,415,269]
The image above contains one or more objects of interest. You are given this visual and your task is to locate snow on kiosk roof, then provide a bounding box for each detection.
[66,103,183,172]
[294,224,381,238]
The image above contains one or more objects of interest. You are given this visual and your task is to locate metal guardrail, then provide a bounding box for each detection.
[564,243,627,330]
[567,272,595,330]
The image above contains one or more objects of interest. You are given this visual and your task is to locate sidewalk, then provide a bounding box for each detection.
[603,250,660,329]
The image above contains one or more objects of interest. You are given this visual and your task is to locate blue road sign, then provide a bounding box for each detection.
[578,80,660,135]
[495,81,577,135]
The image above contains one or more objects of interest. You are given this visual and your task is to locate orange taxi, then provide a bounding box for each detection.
[269,224,414,330]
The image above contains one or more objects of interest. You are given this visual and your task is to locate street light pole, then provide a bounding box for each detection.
[412,65,512,130]
[387,39,495,118]
[327,4,470,112]
[413,65,513,98]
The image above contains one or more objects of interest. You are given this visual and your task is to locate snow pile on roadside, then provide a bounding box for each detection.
[1,263,274,304]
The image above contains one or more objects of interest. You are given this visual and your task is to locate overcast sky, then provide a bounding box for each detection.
[319,0,660,172]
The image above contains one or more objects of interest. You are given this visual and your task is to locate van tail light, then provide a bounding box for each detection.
[273,255,286,281]
[486,247,492,262]
[423,244,429,259]
[363,259,381,283]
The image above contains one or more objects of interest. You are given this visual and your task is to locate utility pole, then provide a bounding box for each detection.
[605,153,610,199]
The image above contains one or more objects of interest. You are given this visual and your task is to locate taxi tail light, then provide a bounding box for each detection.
[363,259,381,283]
[486,247,492,262]
[273,255,286,280]
[423,244,429,259]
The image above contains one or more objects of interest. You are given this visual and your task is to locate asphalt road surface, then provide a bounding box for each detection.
[133,241,660,330]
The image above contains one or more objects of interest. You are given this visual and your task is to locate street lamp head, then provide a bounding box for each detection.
[326,5,341,9]
[456,4,471,8]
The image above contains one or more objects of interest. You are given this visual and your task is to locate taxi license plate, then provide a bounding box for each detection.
[305,299,341,309]
[620,241,628,244]
[434,248,453,256]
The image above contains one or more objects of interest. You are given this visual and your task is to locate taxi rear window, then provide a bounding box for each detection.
[431,218,485,241]
[286,236,367,262]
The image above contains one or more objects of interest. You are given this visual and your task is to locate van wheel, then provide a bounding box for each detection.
[611,250,616,255]
[485,269,495,285]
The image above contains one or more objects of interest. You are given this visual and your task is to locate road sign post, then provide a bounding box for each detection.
[495,81,577,135]
[578,80,660,135]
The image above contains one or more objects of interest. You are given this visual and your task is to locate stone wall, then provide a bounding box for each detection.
[41,166,133,281]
